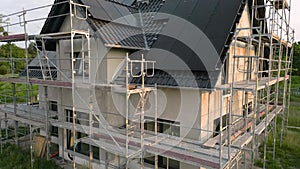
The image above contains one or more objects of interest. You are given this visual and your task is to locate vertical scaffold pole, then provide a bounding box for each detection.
[154,83,158,169]
[0,119,2,154]
[140,54,145,169]
[219,91,223,169]
[125,53,130,169]
[20,7,33,168]
[69,0,77,168]
[45,86,50,160]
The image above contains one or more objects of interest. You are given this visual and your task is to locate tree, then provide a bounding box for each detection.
[293,42,300,76]
[28,42,38,59]
[0,14,8,36]
[0,14,37,75]
[0,44,27,73]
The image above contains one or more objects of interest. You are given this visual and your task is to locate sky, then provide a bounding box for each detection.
[0,0,300,41]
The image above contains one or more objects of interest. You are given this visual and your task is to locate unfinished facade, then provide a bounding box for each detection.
[0,0,295,169]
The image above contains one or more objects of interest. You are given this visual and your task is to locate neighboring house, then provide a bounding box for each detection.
[0,0,293,169]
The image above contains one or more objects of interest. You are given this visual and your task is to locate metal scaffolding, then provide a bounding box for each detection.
[217,0,295,168]
[0,0,295,169]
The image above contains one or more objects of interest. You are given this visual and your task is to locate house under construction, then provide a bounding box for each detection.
[0,0,295,169]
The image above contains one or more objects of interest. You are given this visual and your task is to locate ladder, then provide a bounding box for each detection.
[33,37,53,80]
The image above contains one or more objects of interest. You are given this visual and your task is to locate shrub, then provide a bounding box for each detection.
[0,65,9,75]
[0,143,62,169]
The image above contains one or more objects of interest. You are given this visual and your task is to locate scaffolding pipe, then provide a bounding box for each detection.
[140,54,145,169]
[154,83,158,169]
[0,1,295,169]
[229,22,240,164]
[219,91,223,169]
[251,19,262,168]
[0,119,2,154]
[89,90,94,169]
[70,0,77,168]
[125,53,129,168]
[0,1,69,19]
[88,30,93,169]
[45,86,50,160]
[272,1,285,161]
[263,2,276,168]
[12,83,18,145]
[280,0,293,147]
[30,124,33,169]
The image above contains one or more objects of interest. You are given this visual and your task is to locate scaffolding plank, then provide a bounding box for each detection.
[0,78,72,88]
[112,85,155,94]
[204,105,267,148]
[0,112,44,127]
[255,107,282,135]
[80,137,132,157]
[203,133,224,148]
[272,33,293,48]
[51,120,238,168]
[34,135,46,157]
[232,133,253,149]
[216,76,289,91]
[0,34,25,42]
[0,104,241,168]
[146,144,221,169]
[0,106,45,127]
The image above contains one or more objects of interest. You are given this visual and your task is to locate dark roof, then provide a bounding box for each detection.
[41,1,68,34]
[91,18,166,49]
[19,51,57,79]
[40,0,69,50]
[141,0,246,71]
[41,0,246,55]
[108,0,136,7]
[40,0,248,88]
[41,0,165,50]
[19,67,57,80]
[133,70,219,89]
[91,19,145,48]
[113,69,219,89]
[81,0,136,26]
[29,51,57,67]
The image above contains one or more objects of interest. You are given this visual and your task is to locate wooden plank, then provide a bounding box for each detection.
[216,76,289,91]
[255,107,282,135]
[272,33,292,48]
[0,34,25,42]
[232,133,253,149]
[51,120,234,168]
[0,78,72,88]
[34,135,46,157]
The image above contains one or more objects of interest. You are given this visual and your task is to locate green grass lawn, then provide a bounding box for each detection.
[0,82,38,103]
[291,76,300,89]
[256,76,300,169]
[263,102,300,169]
